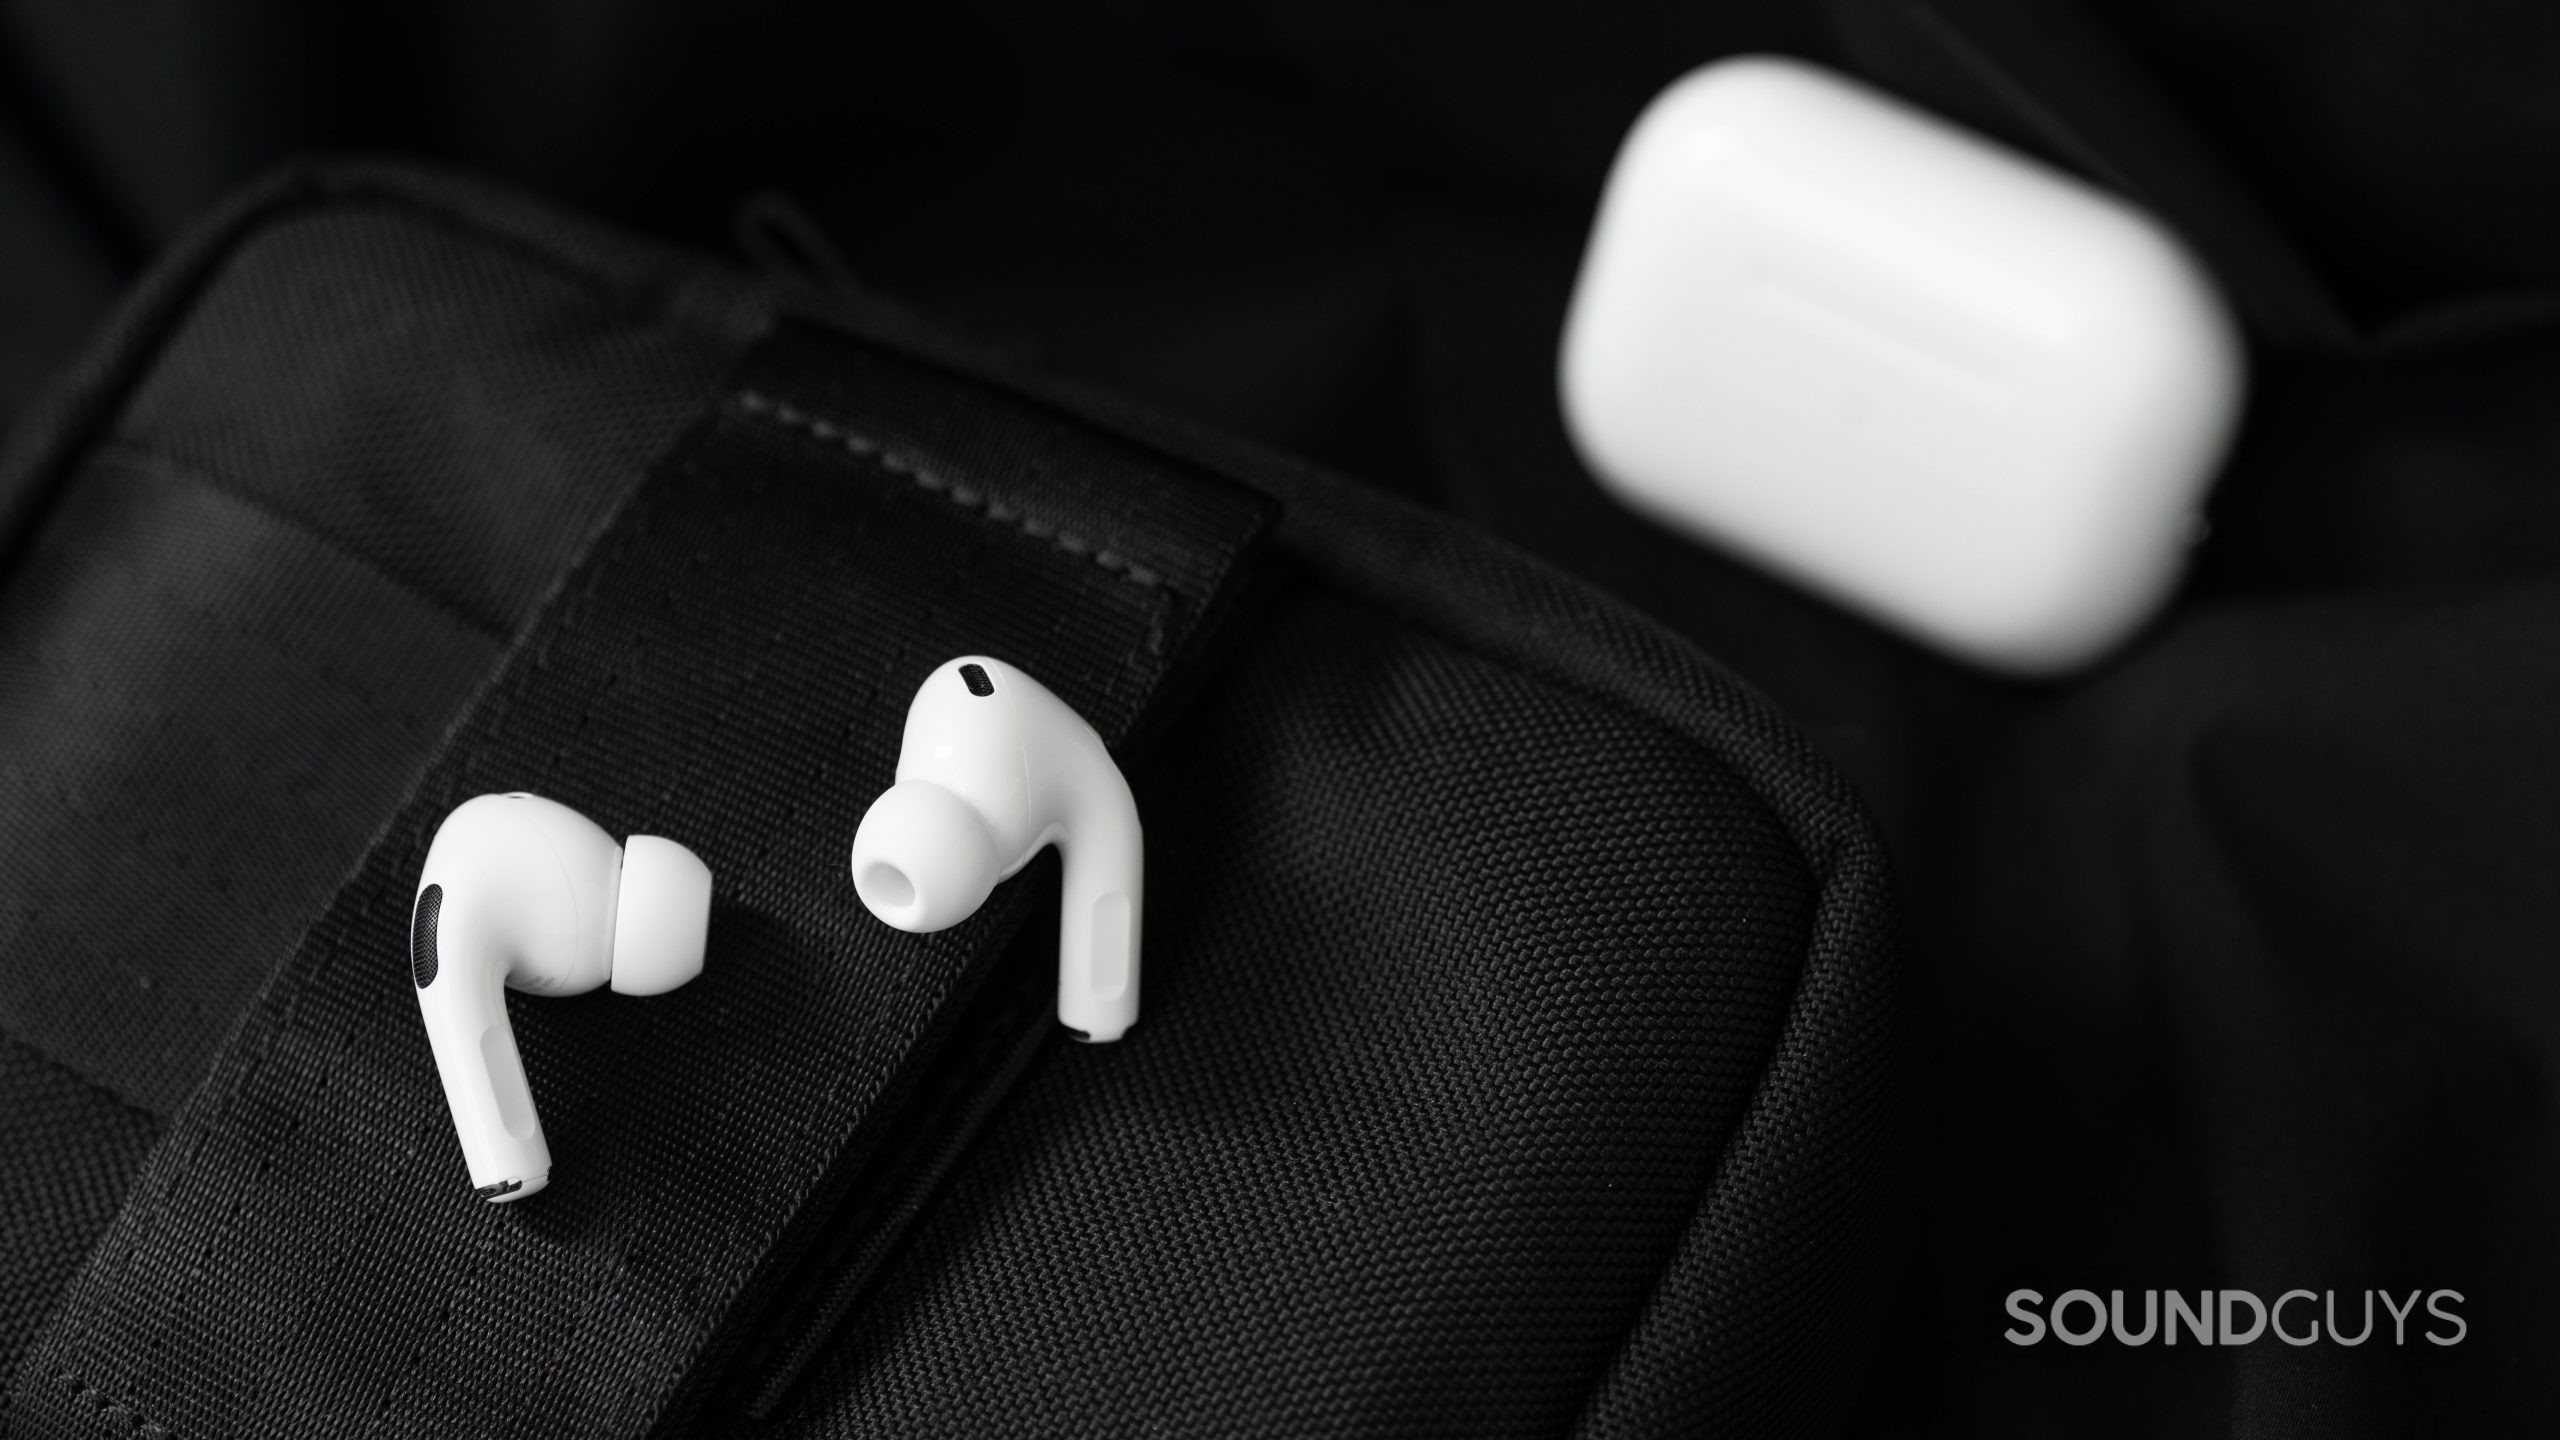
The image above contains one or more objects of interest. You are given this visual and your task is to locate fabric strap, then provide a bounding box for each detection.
[7,319,1275,1438]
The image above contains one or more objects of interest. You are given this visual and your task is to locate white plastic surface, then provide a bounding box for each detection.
[849,657,1144,1042]
[1558,56,2244,673]
[852,780,1001,931]
[412,794,711,1201]
[610,835,712,996]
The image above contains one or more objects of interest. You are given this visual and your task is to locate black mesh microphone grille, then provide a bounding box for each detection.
[412,884,442,989]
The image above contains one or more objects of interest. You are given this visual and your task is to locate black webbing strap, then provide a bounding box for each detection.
[9,320,1275,1438]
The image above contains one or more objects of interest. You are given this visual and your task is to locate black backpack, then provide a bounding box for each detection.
[0,161,1913,1437]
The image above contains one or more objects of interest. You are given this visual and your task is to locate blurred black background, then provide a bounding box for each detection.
[6,1,2560,1433]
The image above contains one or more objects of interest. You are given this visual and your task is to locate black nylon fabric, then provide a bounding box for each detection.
[0,165,1911,1438]
[8,2,2560,1432]
[0,1036,155,1390]
[112,206,744,636]
[783,588,1817,1437]
[1090,402,1921,1440]
[0,195,739,1123]
[6,313,1275,1437]
[0,449,496,1116]
[1314,12,2560,1430]
[0,191,746,1397]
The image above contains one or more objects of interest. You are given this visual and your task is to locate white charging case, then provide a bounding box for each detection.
[1559,56,2243,673]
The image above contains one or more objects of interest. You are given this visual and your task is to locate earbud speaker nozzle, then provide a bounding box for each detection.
[610,835,711,996]
[851,780,1001,932]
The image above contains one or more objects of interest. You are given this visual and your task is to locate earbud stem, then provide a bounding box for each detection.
[418,915,553,1201]
[1056,790,1142,1043]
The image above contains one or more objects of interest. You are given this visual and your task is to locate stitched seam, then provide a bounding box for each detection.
[21,384,1209,1434]
[731,390,1171,593]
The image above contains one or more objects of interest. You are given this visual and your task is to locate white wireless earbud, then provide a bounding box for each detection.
[410,793,712,1201]
[850,657,1143,1042]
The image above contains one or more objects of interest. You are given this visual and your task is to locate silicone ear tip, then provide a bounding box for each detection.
[850,780,1000,932]
[611,835,712,996]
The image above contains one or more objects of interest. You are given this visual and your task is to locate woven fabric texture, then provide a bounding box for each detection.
[0,201,740,1399]
[778,586,1821,1436]
[0,202,735,1119]
[0,1037,157,1390]
[7,315,1275,1437]
[0,165,1912,1439]
[113,206,741,635]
